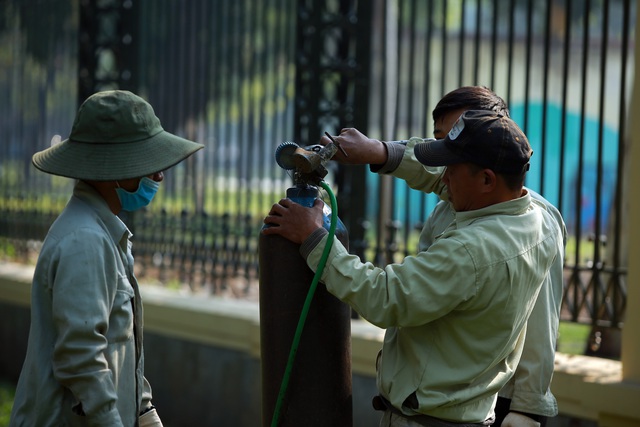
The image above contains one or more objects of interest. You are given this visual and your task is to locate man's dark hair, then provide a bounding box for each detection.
[432,86,510,122]
[433,86,523,186]
[468,160,527,191]
[501,170,527,191]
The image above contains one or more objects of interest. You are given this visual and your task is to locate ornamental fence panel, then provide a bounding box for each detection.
[0,0,634,351]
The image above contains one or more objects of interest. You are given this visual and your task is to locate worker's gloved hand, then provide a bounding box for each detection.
[501,412,541,427]
[139,408,163,427]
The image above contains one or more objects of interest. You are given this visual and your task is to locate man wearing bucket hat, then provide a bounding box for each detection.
[264,110,563,426]
[10,90,203,427]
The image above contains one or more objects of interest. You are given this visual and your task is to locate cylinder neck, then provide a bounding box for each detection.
[286,185,318,208]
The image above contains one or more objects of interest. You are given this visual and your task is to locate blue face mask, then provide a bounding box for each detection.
[116,177,160,212]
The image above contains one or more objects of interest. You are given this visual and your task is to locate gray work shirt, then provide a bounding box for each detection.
[11,181,153,427]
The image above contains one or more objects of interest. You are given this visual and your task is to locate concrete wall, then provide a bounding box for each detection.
[0,261,382,427]
[1,261,639,427]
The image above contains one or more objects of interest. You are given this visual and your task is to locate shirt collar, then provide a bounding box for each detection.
[454,190,532,228]
[73,181,132,248]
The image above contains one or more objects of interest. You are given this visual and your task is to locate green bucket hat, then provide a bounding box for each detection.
[32,90,204,181]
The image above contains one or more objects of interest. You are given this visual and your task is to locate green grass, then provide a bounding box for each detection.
[557,321,591,355]
[0,380,15,427]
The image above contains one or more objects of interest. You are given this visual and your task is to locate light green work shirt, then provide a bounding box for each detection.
[422,198,565,418]
[391,137,566,417]
[302,169,562,424]
[10,181,153,427]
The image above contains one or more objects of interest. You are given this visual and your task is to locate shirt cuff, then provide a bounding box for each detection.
[88,407,123,425]
[369,141,406,174]
[300,228,329,260]
[511,411,544,422]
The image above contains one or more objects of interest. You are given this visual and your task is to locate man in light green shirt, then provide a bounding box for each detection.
[327,86,566,427]
[264,111,563,426]
[399,152,564,427]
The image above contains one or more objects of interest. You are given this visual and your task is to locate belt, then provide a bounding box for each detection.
[372,395,488,427]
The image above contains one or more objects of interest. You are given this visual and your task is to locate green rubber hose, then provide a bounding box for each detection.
[270,180,338,427]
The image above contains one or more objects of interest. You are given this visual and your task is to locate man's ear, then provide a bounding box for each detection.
[481,169,497,192]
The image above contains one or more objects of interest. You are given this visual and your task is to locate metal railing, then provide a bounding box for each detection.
[358,0,633,338]
[0,0,634,339]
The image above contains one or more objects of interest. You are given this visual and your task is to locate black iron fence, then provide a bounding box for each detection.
[363,0,634,341]
[0,0,635,339]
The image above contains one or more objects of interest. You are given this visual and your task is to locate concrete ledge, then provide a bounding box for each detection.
[553,353,640,426]
[140,284,386,375]
[0,261,35,307]
[141,285,263,358]
[2,260,640,425]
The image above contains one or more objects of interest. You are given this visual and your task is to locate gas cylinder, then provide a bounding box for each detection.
[259,184,352,427]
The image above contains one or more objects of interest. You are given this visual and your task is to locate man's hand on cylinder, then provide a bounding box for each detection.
[263,198,325,244]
